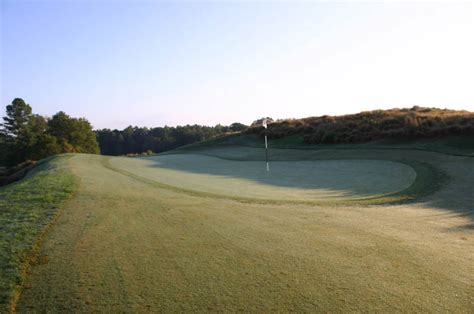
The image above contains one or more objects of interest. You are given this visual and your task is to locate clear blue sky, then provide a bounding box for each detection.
[1,1,473,129]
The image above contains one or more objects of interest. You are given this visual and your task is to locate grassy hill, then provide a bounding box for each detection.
[247,106,474,145]
[177,131,474,159]
[1,136,473,311]
[0,156,76,312]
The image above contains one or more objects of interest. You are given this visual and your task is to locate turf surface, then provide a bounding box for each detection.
[2,144,473,312]
[0,156,76,312]
[109,154,416,201]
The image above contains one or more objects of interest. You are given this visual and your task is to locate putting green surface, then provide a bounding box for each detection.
[109,154,416,201]
[7,147,474,312]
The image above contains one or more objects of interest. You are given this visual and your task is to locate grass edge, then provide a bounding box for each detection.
[4,156,79,314]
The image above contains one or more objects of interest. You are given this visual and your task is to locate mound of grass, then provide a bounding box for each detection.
[247,106,474,144]
[179,132,474,158]
[0,155,76,312]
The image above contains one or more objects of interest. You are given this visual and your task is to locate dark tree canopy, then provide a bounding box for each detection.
[96,122,248,156]
[1,99,35,164]
[2,98,32,137]
[1,98,249,165]
[1,99,99,166]
[0,132,6,166]
[230,122,248,132]
[48,111,99,154]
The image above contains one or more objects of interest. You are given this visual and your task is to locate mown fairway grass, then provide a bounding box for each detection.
[0,156,76,312]
[2,144,474,312]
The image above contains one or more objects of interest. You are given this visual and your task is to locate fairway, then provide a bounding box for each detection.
[108,154,416,201]
[8,146,474,312]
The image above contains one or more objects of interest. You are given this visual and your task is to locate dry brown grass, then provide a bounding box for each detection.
[248,106,474,144]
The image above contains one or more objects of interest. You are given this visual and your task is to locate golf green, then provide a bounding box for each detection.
[109,154,417,201]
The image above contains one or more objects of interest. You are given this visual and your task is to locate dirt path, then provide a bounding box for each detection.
[16,154,473,312]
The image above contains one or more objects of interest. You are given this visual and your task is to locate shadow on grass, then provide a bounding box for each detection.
[123,149,434,204]
[140,146,474,227]
[130,155,420,200]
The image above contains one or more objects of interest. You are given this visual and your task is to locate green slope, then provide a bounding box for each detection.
[0,156,76,312]
[6,144,473,312]
[176,133,474,157]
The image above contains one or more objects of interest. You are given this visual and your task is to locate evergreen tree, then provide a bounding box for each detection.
[1,98,34,164]
[0,132,6,166]
[1,99,100,166]
[2,98,32,137]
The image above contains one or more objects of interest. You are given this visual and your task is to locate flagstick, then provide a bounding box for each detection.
[262,118,269,172]
[265,131,269,172]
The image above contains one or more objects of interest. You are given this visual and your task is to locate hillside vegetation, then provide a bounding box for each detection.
[248,106,474,144]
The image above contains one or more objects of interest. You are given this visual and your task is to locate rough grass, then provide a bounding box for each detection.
[0,156,76,312]
[246,106,474,144]
[13,146,474,312]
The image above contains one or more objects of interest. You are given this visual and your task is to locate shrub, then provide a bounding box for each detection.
[247,106,474,144]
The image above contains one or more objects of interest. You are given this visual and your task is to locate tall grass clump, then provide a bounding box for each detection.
[247,107,474,144]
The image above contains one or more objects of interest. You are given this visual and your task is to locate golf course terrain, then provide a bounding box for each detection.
[1,136,473,312]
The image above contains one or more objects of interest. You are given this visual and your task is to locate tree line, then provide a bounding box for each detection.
[96,122,247,156]
[0,98,99,167]
[1,98,249,166]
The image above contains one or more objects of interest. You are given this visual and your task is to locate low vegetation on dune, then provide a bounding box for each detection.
[248,106,474,144]
[0,156,76,312]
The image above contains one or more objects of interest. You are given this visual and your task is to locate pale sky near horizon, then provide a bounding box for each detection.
[1,0,473,129]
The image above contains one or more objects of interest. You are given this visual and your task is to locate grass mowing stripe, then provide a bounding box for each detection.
[103,153,446,207]
[0,155,77,313]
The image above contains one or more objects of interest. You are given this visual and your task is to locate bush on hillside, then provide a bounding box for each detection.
[247,107,474,144]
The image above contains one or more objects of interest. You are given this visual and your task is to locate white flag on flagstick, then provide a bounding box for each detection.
[262,119,267,129]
